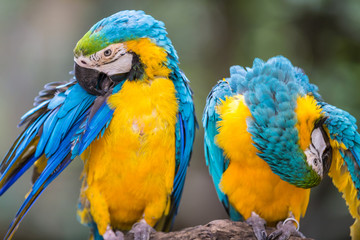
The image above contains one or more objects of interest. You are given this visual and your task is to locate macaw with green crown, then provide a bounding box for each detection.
[0,10,196,240]
[203,56,360,240]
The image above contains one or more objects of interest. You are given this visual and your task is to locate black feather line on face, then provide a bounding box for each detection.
[128,52,144,81]
[314,116,328,129]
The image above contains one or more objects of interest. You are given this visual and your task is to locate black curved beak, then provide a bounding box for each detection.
[74,62,111,95]
[74,63,128,96]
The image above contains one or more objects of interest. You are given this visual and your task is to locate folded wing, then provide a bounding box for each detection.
[320,102,360,239]
[155,70,196,231]
[203,79,243,221]
[0,79,120,239]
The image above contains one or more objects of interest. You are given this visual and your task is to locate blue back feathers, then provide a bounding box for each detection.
[320,102,360,198]
[244,57,321,187]
[161,69,196,230]
[202,68,242,216]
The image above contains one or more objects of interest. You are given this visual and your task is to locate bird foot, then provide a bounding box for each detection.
[267,217,306,240]
[103,225,124,240]
[129,219,155,240]
[246,212,267,240]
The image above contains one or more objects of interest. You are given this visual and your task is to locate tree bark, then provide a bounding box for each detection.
[124,219,313,240]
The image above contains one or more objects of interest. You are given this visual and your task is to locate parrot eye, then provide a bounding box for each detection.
[104,49,112,57]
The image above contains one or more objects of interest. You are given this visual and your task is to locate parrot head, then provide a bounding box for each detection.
[304,117,332,179]
[73,10,177,95]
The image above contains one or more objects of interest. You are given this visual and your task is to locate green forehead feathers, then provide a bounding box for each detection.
[74,31,111,57]
[73,10,178,64]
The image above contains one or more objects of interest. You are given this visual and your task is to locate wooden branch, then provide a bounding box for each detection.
[124,219,313,240]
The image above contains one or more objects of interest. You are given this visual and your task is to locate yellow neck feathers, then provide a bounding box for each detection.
[295,95,323,151]
[125,38,171,80]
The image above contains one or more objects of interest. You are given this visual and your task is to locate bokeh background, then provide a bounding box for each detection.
[0,0,359,239]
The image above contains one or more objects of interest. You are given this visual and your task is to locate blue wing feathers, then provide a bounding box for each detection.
[36,109,59,157]
[18,101,50,126]
[38,85,96,158]
[343,150,360,199]
[73,101,114,157]
[165,69,195,229]
[203,79,245,220]
[71,80,125,157]
[0,111,51,194]
[321,102,360,199]
[3,88,94,239]
[351,145,360,168]
[0,155,38,196]
[0,81,117,238]
[202,79,233,212]
[3,110,85,238]
[173,113,186,206]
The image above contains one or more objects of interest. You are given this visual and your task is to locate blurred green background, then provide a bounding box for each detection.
[0,0,359,239]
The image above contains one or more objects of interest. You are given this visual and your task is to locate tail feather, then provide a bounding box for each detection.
[328,145,360,239]
[351,219,360,240]
[4,184,45,240]
[0,138,40,195]
[4,153,72,240]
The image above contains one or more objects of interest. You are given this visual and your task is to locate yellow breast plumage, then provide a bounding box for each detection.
[80,78,178,234]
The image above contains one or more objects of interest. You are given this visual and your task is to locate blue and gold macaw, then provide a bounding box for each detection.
[0,10,196,240]
[203,56,360,240]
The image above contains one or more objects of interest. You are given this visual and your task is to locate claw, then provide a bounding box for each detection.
[103,225,124,240]
[246,212,267,240]
[129,219,155,240]
[267,217,305,240]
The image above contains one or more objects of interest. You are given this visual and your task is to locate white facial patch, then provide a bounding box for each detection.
[74,43,133,76]
[311,128,327,154]
[304,127,328,178]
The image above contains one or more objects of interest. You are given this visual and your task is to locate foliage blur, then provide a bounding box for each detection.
[0,0,359,239]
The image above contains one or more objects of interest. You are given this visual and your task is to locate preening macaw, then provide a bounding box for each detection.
[203,56,360,240]
[0,10,196,240]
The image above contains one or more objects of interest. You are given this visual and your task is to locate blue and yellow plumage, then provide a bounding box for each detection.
[0,10,196,240]
[203,56,360,239]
